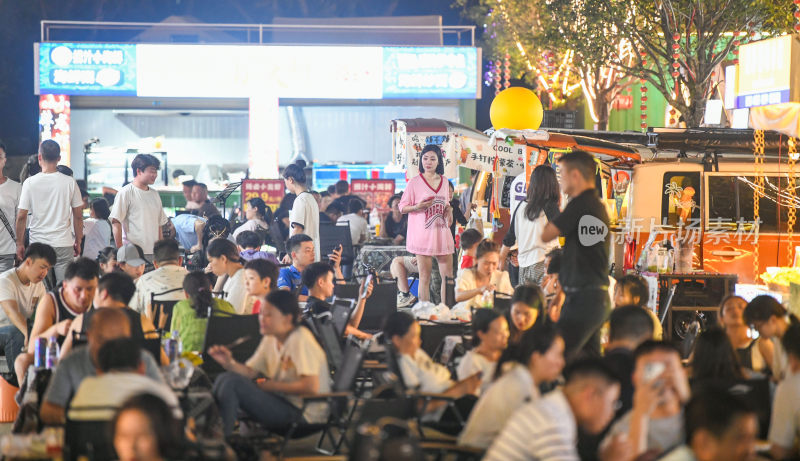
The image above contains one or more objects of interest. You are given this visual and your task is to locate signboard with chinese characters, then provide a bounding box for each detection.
[39,95,71,166]
[37,43,137,96]
[36,43,480,100]
[382,47,479,99]
[241,179,285,211]
[403,132,459,180]
[737,35,800,109]
[351,179,396,211]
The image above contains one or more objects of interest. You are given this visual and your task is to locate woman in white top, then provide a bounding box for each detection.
[455,240,513,309]
[82,198,113,261]
[499,164,561,286]
[232,197,272,240]
[206,238,247,314]
[209,290,330,436]
[384,311,481,422]
[458,322,565,449]
[457,309,509,395]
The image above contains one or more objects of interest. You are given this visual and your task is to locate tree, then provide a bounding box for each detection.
[596,0,794,127]
[458,0,794,128]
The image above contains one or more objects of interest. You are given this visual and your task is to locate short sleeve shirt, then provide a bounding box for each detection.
[278,266,308,296]
[109,183,168,254]
[398,175,454,256]
[43,346,164,408]
[456,349,496,395]
[769,370,800,449]
[456,269,514,309]
[552,189,610,288]
[19,172,82,247]
[0,179,21,255]
[289,192,320,261]
[0,268,46,326]
[245,326,330,422]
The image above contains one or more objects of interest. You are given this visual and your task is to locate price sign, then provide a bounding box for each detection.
[241,179,285,211]
[351,179,396,210]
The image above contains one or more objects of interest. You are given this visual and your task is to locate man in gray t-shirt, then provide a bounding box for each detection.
[39,308,163,425]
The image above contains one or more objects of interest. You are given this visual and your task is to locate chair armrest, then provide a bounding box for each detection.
[420,441,485,456]
[300,392,352,402]
[411,391,456,401]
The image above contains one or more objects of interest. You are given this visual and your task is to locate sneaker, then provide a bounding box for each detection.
[397,291,417,308]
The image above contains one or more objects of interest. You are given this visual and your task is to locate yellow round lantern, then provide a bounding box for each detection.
[489,87,544,130]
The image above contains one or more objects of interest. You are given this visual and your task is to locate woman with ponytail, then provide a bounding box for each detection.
[170,271,235,352]
[233,197,273,240]
[207,238,246,314]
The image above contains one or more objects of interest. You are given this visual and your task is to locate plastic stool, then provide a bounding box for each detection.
[0,376,20,422]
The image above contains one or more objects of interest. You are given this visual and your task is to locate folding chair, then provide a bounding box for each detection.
[328,296,357,338]
[201,314,260,378]
[150,288,184,332]
[64,417,116,461]
[334,279,397,332]
[252,338,370,458]
[383,344,471,439]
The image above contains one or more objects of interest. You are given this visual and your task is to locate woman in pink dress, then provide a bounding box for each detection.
[398,145,454,304]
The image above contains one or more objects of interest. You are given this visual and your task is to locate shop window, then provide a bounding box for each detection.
[662,172,701,227]
[707,176,737,230]
[738,176,779,233]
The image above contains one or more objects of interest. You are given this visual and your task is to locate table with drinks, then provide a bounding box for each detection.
[355,242,410,275]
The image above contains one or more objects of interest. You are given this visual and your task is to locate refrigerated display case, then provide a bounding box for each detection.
[84,148,168,190]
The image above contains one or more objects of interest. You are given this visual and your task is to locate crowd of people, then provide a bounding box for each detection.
[0,139,795,461]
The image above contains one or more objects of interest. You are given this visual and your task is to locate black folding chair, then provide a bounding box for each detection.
[494,291,512,312]
[320,222,355,269]
[201,314,260,378]
[64,417,116,461]
[335,279,397,332]
[383,344,472,439]
[311,312,345,374]
[329,296,357,337]
[150,288,184,331]
[249,338,370,457]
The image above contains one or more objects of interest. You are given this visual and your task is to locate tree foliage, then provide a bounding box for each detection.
[457,0,795,128]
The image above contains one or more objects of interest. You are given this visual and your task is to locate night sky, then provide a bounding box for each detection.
[0,0,467,158]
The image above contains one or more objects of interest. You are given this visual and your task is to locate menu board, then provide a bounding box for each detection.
[241,179,285,211]
[351,179,396,211]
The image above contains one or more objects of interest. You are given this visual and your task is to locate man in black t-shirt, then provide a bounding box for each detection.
[302,262,373,340]
[542,150,611,359]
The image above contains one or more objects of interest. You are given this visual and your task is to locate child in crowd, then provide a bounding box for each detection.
[243,258,278,315]
[458,228,482,277]
[236,230,279,264]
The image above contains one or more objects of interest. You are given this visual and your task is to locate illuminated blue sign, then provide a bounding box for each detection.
[382,47,478,99]
[38,43,137,96]
[36,43,479,99]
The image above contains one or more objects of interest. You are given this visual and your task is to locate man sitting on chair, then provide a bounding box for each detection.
[130,239,188,318]
[68,337,179,421]
[302,262,373,340]
[60,272,160,357]
[40,308,163,425]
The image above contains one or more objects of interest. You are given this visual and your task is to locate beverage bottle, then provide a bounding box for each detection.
[480,290,493,309]
[45,336,60,369]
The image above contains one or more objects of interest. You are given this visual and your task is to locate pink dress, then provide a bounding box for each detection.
[398,174,455,256]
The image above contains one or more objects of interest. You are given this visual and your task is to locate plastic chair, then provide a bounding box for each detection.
[0,376,19,422]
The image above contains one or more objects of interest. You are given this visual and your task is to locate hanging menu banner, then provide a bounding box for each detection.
[241,179,285,211]
[351,179,396,211]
